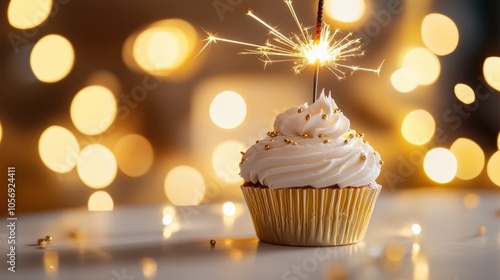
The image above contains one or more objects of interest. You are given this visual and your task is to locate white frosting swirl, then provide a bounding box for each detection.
[240,90,382,189]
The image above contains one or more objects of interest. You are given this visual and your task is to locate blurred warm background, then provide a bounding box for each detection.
[0,0,499,213]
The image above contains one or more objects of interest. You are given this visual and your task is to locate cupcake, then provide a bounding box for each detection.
[240,90,382,246]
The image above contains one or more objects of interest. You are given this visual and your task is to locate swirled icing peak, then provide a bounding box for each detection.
[240,90,382,189]
[274,90,350,139]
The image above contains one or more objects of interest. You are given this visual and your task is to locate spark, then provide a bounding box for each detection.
[199,0,382,80]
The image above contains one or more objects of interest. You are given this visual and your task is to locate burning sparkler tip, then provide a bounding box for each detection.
[195,29,224,58]
[376,60,385,76]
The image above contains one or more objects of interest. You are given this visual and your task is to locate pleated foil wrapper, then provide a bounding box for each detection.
[241,185,381,246]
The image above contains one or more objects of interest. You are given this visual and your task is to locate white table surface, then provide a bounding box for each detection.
[1,188,499,280]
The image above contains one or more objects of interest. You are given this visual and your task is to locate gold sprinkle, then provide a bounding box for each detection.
[240,151,246,155]
[267,130,280,138]
[302,133,309,138]
[44,236,53,244]
[284,138,298,145]
[264,145,271,150]
[333,108,341,113]
[348,134,354,139]
[318,134,324,138]
[363,140,369,144]
[323,139,331,144]
[298,108,304,113]
[379,160,384,165]
[256,140,261,144]
[356,133,364,138]
[477,226,487,235]
[270,139,275,142]
[210,239,216,247]
[322,114,328,120]
[305,114,311,120]
[344,139,349,144]
[38,239,47,249]
[360,154,367,160]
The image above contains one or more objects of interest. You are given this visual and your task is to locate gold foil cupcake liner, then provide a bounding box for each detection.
[241,185,381,246]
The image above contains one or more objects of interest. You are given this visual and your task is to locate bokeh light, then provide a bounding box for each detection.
[384,243,406,261]
[7,0,52,29]
[114,134,154,177]
[411,223,422,235]
[162,205,176,226]
[412,243,421,258]
[88,191,114,211]
[483,56,500,91]
[162,214,173,226]
[43,250,58,275]
[454,83,475,104]
[477,226,487,235]
[134,29,178,70]
[401,110,435,145]
[450,138,485,180]
[421,13,459,56]
[424,148,457,184]
[163,227,173,239]
[77,144,117,189]
[326,0,365,23]
[412,248,429,280]
[0,121,3,144]
[141,257,157,280]
[230,248,243,261]
[497,132,500,150]
[163,206,176,216]
[463,193,480,209]
[131,19,197,74]
[39,126,79,173]
[403,48,441,85]
[222,202,236,217]
[487,151,500,187]
[391,68,418,93]
[70,85,117,136]
[164,165,205,206]
[212,140,245,183]
[209,91,247,129]
[30,34,74,83]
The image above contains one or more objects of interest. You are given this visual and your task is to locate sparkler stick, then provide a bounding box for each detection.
[312,0,324,102]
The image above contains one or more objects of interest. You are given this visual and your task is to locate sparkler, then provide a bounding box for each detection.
[312,0,324,102]
[199,0,382,102]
